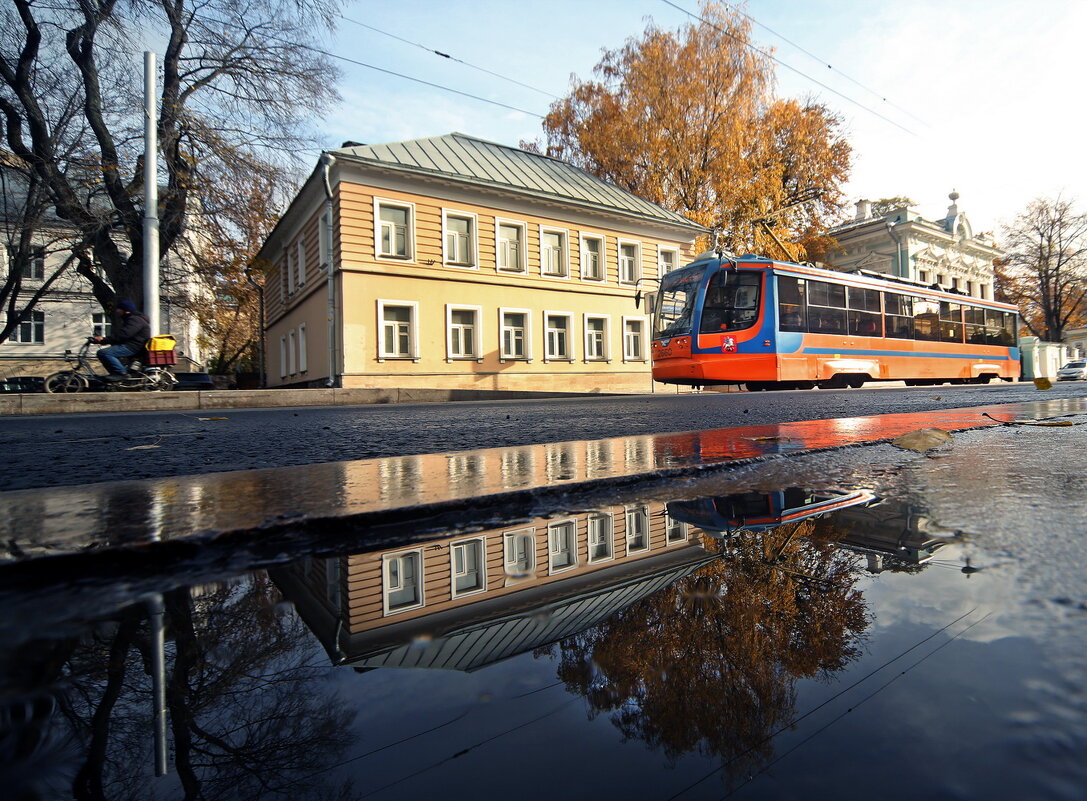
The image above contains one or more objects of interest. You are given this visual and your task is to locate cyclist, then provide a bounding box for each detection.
[92,300,151,380]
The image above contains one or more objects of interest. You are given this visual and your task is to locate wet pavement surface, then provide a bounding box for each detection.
[2,399,1087,799]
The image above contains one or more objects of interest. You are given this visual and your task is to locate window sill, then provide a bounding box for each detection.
[446,357,484,363]
[377,356,421,363]
[499,358,532,364]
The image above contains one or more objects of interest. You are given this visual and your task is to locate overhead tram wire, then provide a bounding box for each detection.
[658,0,918,137]
[717,1,928,127]
[339,15,561,101]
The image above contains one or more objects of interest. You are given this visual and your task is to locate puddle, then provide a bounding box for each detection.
[2,424,1087,800]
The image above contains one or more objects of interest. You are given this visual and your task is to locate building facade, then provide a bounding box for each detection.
[825,192,1002,301]
[258,133,707,393]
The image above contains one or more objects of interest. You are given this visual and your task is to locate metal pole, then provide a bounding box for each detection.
[143,51,160,333]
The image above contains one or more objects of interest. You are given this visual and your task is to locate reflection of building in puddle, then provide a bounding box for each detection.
[272,502,717,671]
[666,489,946,573]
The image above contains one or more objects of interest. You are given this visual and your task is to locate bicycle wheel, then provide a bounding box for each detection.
[45,371,88,394]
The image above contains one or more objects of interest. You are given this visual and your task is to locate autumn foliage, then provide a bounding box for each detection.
[541,2,852,261]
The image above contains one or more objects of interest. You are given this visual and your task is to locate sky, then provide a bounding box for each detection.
[313,0,1087,239]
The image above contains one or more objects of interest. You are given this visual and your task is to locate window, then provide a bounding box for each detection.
[296,239,306,288]
[659,247,679,275]
[92,312,112,339]
[379,301,418,359]
[584,315,609,361]
[541,228,568,277]
[545,313,572,361]
[27,247,45,280]
[383,550,423,613]
[623,318,646,361]
[451,538,485,596]
[504,529,536,578]
[806,279,847,334]
[588,513,614,563]
[548,519,577,572]
[497,221,526,272]
[288,329,297,375]
[446,306,480,359]
[847,286,882,336]
[444,212,476,266]
[298,323,308,373]
[377,201,413,259]
[10,310,44,343]
[618,241,640,284]
[700,270,762,333]
[500,309,530,360]
[280,256,288,300]
[279,335,287,378]
[938,302,964,343]
[581,235,604,281]
[883,293,914,339]
[285,246,296,294]
[666,515,687,544]
[626,506,650,553]
[913,298,940,341]
[778,276,806,332]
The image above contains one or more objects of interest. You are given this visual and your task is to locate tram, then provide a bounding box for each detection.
[651,253,1020,390]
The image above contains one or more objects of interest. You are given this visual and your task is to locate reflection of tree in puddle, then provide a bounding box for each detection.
[5,574,355,801]
[543,520,868,782]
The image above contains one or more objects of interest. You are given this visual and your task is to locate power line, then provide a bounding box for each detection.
[339,15,560,101]
[658,0,918,137]
[716,1,928,127]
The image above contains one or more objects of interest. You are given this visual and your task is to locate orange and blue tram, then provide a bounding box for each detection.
[651,253,1020,390]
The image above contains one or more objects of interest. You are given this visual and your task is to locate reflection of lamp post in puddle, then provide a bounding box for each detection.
[147,485,169,777]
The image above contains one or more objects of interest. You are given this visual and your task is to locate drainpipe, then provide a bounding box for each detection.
[321,153,337,388]
[886,219,905,279]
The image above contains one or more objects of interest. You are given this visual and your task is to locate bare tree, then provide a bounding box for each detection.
[999,196,1087,340]
[0,0,340,330]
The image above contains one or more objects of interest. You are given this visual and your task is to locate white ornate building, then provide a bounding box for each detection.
[825,192,1003,300]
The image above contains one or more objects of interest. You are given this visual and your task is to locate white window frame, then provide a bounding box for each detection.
[92,312,112,339]
[583,314,610,362]
[10,310,44,344]
[539,226,570,278]
[496,218,527,273]
[24,246,45,281]
[374,198,415,261]
[377,299,420,361]
[279,255,289,301]
[451,537,487,598]
[503,528,536,579]
[658,246,679,276]
[383,549,424,615]
[618,239,641,286]
[625,505,651,554]
[499,307,532,362]
[587,512,615,564]
[446,304,482,361]
[295,239,306,288]
[622,316,647,362]
[547,518,578,573]
[288,329,297,375]
[279,335,287,378]
[544,311,574,362]
[665,514,688,544]
[298,323,308,373]
[319,208,332,269]
[579,234,606,282]
[285,246,296,295]
[442,210,478,268]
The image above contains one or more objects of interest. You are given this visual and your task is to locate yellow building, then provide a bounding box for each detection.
[257,133,707,392]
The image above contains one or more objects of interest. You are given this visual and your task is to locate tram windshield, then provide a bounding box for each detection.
[699,269,761,333]
[654,266,706,338]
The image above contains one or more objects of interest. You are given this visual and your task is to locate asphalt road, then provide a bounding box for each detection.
[2,381,1086,491]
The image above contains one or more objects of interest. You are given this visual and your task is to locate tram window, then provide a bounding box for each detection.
[964,306,987,343]
[806,279,846,334]
[939,302,964,343]
[849,310,882,336]
[847,286,881,313]
[777,276,806,332]
[884,293,914,338]
[699,270,761,333]
[913,298,939,341]
[808,280,846,309]
[999,312,1017,345]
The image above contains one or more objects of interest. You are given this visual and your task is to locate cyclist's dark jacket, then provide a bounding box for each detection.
[103,312,151,349]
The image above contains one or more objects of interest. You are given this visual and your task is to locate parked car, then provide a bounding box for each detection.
[172,371,216,391]
[1057,360,1087,381]
[0,376,45,393]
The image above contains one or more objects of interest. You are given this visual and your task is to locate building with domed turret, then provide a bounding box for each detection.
[824,192,1003,301]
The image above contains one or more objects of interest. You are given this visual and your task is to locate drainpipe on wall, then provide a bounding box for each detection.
[321,153,337,388]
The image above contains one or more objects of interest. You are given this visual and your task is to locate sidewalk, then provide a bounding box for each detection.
[0,386,615,416]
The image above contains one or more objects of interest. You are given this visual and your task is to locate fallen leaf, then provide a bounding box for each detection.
[126,444,161,450]
[1034,377,1053,390]
[891,428,953,452]
[197,417,230,421]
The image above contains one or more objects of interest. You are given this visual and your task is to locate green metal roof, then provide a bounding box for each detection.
[331,133,707,233]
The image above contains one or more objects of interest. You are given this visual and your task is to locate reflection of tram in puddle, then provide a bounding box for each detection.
[666,488,948,573]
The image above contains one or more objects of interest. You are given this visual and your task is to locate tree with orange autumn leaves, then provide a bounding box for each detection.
[544,519,867,780]
[539,2,852,261]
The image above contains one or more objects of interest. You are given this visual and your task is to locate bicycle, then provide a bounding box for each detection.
[44,338,178,393]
